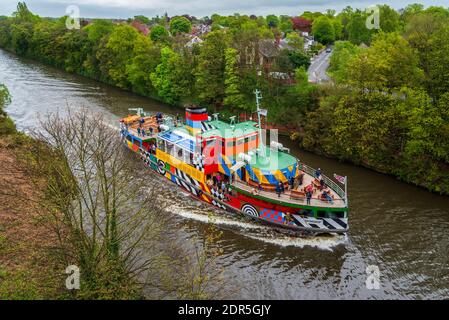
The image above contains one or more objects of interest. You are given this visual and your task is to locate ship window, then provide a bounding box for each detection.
[227,141,235,147]
[249,135,257,141]
[317,211,327,218]
[330,211,346,219]
[166,143,174,156]
[236,139,244,145]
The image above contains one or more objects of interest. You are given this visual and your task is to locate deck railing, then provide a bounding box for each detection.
[298,162,346,202]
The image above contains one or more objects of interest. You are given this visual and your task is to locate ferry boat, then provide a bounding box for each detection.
[120,92,349,235]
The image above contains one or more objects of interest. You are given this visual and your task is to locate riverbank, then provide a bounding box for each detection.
[0,129,68,298]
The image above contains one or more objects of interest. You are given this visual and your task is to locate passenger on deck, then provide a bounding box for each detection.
[258,183,263,192]
[276,182,282,198]
[141,128,146,137]
[137,127,141,136]
[298,172,304,186]
[149,127,154,135]
[320,178,325,189]
[306,189,312,205]
[221,181,226,193]
[315,168,322,180]
[305,183,314,195]
[289,176,294,190]
[322,190,333,204]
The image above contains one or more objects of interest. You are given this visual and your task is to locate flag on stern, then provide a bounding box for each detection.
[333,174,346,184]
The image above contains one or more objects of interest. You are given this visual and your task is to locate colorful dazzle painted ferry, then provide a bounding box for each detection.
[120,92,349,235]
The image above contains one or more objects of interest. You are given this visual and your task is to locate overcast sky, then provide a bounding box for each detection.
[1,0,448,18]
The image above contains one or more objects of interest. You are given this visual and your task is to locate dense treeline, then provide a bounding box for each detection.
[0,3,448,194]
[306,5,449,194]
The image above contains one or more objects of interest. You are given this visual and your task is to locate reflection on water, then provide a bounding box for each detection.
[1,49,449,299]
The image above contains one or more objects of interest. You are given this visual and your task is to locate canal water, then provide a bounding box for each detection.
[1,49,449,299]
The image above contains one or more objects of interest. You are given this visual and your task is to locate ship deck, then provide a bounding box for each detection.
[231,171,347,209]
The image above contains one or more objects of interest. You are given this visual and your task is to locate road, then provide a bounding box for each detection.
[308,48,332,83]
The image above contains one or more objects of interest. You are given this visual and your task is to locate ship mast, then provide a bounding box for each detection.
[254,89,265,157]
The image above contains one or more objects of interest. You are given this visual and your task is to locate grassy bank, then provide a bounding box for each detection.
[0,85,68,298]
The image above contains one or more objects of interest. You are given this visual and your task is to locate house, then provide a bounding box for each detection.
[259,39,280,69]
[303,35,315,52]
[278,38,295,51]
[191,24,211,37]
[185,35,204,48]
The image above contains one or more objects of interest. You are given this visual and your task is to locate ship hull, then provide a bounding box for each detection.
[124,137,348,236]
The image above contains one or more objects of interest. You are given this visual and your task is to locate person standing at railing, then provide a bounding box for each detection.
[289,176,294,190]
[306,190,312,205]
[276,182,282,198]
[315,168,322,180]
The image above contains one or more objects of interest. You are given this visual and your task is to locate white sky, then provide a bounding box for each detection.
[1,0,448,18]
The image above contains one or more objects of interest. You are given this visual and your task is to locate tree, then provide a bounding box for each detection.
[266,15,279,28]
[195,31,229,107]
[328,41,360,82]
[345,32,424,91]
[133,15,150,24]
[291,17,312,32]
[287,50,310,69]
[279,15,293,33]
[169,16,192,35]
[150,25,169,42]
[405,12,449,101]
[346,11,372,45]
[332,19,343,40]
[379,5,401,33]
[99,25,140,88]
[286,32,304,51]
[311,16,335,45]
[126,36,160,95]
[223,48,246,110]
[84,19,114,43]
[150,47,193,104]
[12,2,39,22]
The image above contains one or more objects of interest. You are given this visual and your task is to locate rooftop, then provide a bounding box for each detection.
[232,147,297,171]
[200,120,259,139]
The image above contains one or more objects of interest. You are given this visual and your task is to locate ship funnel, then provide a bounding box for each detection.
[185,105,208,136]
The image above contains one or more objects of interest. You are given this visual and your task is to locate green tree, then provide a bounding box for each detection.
[223,48,246,110]
[346,11,372,45]
[266,15,279,28]
[285,32,304,51]
[150,25,169,42]
[195,31,229,107]
[328,41,360,82]
[13,2,39,22]
[379,5,401,33]
[287,50,310,69]
[345,32,424,91]
[126,36,160,95]
[311,16,335,45]
[279,15,293,33]
[169,16,192,35]
[150,47,192,104]
[133,15,150,24]
[98,25,140,88]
